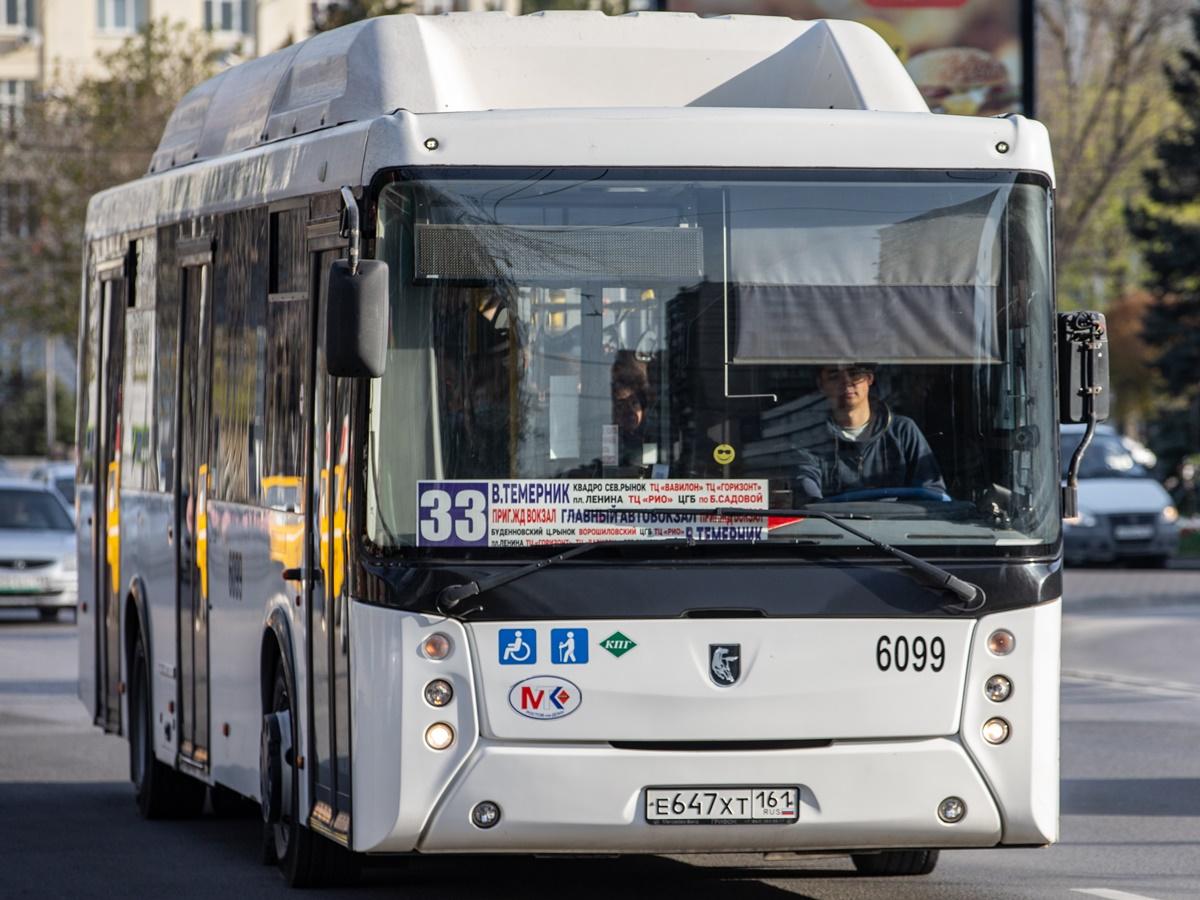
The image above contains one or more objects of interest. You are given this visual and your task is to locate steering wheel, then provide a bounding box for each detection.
[821,487,952,503]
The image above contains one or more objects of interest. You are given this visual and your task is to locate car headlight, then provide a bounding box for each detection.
[1065,511,1097,528]
[62,553,77,573]
[1160,505,1179,525]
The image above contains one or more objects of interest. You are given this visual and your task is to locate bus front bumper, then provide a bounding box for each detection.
[407,737,1001,854]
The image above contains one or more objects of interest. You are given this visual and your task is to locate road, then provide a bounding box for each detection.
[2,568,1198,899]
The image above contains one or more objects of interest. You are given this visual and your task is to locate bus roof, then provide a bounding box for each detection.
[148,11,927,175]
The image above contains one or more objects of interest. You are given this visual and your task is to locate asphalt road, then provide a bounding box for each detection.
[2,567,1198,899]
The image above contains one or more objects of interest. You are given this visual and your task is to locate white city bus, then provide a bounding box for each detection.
[77,12,1091,885]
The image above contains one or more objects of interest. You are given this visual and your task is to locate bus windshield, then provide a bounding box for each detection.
[368,169,1058,553]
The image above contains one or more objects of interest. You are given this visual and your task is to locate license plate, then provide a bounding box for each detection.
[0,572,46,593]
[645,787,799,825]
[1114,524,1154,541]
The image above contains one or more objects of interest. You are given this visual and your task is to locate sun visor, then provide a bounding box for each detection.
[730,188,1005,365]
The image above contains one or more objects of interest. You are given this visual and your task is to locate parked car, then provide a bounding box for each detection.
[29,462,76,511]
[0,479,77,620]
[1062,424,1180,567]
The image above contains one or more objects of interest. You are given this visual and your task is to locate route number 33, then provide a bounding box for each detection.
[419,488,487,544]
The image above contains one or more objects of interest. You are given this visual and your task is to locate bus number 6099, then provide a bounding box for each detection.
[876,636,945,672]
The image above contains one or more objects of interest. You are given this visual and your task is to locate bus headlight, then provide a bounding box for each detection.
[425,722,455,751]
[938,796,966,823]
[984,675,1012,702]
[423,679,454,707]
[982,717,1011,745]
[987,629,1015,656]
[421,633,452,660]
[471,801,501,829]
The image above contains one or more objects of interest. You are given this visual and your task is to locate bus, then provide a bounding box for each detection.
[77,11,1104,886]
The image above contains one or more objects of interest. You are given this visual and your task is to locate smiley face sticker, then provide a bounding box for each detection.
[713,443,736,465]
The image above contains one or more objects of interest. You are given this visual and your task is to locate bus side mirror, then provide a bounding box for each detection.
[326,259,388,378]
[1057,311,1109,425]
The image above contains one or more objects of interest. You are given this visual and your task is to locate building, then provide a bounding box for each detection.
[0,1,315,455]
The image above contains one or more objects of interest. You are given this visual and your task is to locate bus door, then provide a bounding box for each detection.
[93,254,128,733]
[305,225,354,841]
[176,240,214,768]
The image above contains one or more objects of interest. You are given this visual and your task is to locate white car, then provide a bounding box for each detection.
[30,462,76,511]
[0,478,77,620]
[1062,425,1180,567]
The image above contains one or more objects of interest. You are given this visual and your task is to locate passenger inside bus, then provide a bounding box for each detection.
[610,350,654,468]
[793,363,947,501]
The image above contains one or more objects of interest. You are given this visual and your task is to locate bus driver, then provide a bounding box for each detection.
[794,363,946,502]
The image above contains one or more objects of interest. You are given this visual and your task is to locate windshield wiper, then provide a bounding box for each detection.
[437,538,706,617]
[436,505,983,616]
[707,507,985,612]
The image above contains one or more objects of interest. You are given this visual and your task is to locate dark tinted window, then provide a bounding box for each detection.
[155,226,179,492]
[54,477,75,505]
[0,489,72,531]
[212,207,268,503]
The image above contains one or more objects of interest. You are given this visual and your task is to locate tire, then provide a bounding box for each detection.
[129,638,206,819]
[851,850,940,876]
[264,659,359,887]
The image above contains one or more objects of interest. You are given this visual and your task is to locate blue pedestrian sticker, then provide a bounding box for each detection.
[550,628,588,664]
[499,628,536,665]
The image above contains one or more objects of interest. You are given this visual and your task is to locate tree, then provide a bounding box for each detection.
[1105,288,1163,430]
[0,21,218,341]
[1127,11,1200,421]
[314,1,409,31]
[1037,0,1189,309]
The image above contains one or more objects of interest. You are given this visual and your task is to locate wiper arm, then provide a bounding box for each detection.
[437,538,699,617]
[436,505,983,617]
[708,506,985,612]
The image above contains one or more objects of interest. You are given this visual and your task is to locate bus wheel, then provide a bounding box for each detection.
[851,850,940,876]
[263,661,359,887]
[129,637,206,819]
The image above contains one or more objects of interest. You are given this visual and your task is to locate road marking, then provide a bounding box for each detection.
[1072,888,1164,900]
[1062,668,1200,698]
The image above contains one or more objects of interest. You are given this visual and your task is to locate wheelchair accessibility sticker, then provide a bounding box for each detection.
[508,676,582,720]
[499,629,537,665]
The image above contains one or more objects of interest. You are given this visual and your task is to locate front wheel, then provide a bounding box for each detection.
[262,660,359,887]
[129,638,206,819]
[851,850,940,876]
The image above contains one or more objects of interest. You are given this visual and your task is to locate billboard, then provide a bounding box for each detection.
[659,0,1034,117]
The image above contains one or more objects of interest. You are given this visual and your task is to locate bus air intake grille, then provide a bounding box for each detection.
[609,740,832,752]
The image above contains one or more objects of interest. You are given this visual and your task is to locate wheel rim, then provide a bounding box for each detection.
[272,676,292,861]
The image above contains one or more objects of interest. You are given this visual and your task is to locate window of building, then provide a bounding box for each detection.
[205,0,254,35]
[0,181,36,239]
[1,0,35,30]
[0,81,32,134]
[96,0,147,33]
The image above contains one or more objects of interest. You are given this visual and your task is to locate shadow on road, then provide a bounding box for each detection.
[1,780,860,898]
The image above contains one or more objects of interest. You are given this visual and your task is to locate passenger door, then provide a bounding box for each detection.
[90,253,128,733]
[176,239,214,768]
[305,219,354,841]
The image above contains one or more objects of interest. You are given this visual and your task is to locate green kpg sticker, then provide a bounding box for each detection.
[599,631,637,658]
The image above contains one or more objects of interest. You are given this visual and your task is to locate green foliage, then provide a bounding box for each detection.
[0,370,73,456]
[314,1,410,31]
[0,20,218,341]
[1037,0,1186,312]
[1128,11,1200,401]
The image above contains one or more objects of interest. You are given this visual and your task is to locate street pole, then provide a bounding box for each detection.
[45,334,56,458]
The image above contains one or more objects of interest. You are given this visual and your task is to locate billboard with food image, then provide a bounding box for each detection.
[660,0,1033,117]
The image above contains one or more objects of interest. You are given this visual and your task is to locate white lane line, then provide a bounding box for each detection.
[1062,668,1200,698]
[1071,889,1164,900]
